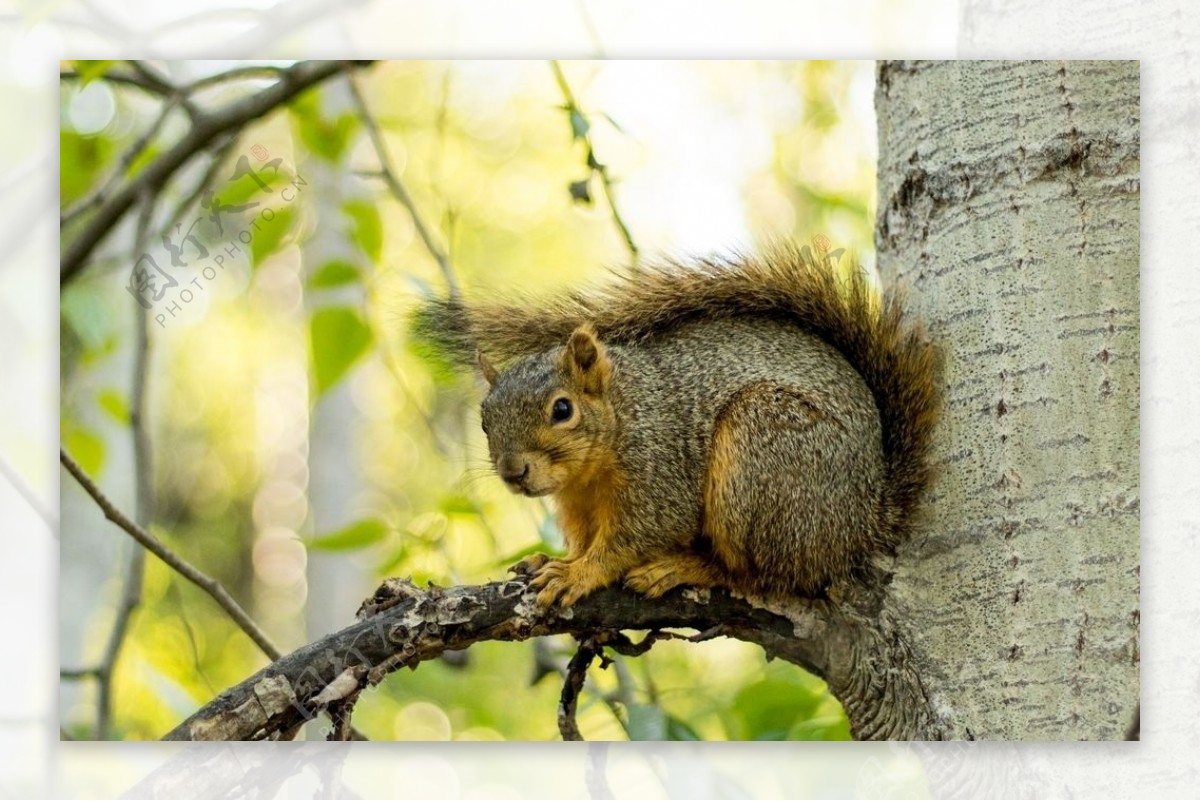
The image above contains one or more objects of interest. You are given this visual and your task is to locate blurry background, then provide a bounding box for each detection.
[59,59,877,741]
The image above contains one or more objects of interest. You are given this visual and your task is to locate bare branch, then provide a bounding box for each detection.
[161,577,944,741]
[59,448,282,662]
[60,667,101,681]
[558,638,599,740]
[60,59,375,286]
[343,68,460,301]
[94,191,156,740]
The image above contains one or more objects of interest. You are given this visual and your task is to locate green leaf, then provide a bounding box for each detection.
[62,424,106,476]
[344,200,382,262]
[308,259,361,289]
[731,678,825,741]
[291,91,360,163]
[307,518,389,552]
[625,704,668,741]
[250,206,295,267]
[124,143,162,179]
[438,494,478,516]
[97,388,130,425]
[665,714,703,741]
[787,714,852,741]
[74,60,118,86]
[375,542,410,576]
[60,131,116,205]
[309,306,373,397]
[568,108,590,140]
[61,283,117,352]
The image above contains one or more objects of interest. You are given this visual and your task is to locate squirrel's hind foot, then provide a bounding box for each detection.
[625,554,724,598]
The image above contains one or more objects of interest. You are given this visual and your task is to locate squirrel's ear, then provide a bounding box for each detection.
[563,323,611,394]
[476,350,499,386]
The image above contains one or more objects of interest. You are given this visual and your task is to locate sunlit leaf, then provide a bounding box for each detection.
[62,423,106,476]
[307,518,389,551]
[375,542,410,576]
[60,131,115,205]
[438,494,478,516]
[730,677,826,741]
[250,205,295,267]
[73,60,118,85]
[344,199,382,262]
[61,283,117,352]
[309,306,373,397]
[125,143,163,179]
[788,714,852,741]
[291,91,360,163]
[308,259,361,289]
[97,388,130,425]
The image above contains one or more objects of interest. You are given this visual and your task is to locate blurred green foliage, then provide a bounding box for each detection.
[60,60,874,741]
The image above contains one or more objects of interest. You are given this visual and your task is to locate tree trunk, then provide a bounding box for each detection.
[875,60,1140,739]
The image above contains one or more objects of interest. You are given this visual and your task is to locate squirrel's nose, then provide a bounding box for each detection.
[498,456,530,486]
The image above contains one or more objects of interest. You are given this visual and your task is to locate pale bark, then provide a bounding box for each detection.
[875,60,1140,739]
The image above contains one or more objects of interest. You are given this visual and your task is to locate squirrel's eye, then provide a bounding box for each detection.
[551,397,573,423]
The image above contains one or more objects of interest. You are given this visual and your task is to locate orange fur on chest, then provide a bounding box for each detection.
[553,455,624,559]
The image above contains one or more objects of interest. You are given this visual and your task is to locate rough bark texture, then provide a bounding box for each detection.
[876,60,1140,739]
[162,577,942,741]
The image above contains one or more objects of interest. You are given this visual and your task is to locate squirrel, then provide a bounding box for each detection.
[413,248,940,607]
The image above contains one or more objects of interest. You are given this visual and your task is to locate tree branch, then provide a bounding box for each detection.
[343,68,460,302]
[60,59,374,286]
[94,191,157,739]
[161,576,945,741]
[59,448,282,661]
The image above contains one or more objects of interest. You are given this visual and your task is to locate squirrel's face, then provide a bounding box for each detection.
[478,324,616,498]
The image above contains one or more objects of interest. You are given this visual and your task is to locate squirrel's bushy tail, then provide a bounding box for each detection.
[413,248,941,549]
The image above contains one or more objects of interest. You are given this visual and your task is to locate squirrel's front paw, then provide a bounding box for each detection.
[528,560,580,607]
[509,552,554,577]
[529,559,617,607]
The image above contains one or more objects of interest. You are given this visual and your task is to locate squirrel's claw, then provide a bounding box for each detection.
[529,560,578,606]
[509,552,553,577]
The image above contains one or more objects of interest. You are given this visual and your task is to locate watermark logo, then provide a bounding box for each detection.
[128,146,306,327]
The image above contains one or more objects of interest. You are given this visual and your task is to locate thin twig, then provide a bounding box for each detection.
[60,68,170,96]
[342,68,460,302]
[94,191,156,739]
[558,637,600,741]
[61,59,374,286]
[92,191,156,738]
[59,448,282,661]
[62,94,184,227]
[162,133,241,235]
[60,667,101,680]
[185,65,288,94]
[126,61,177,95]
[549,61,639,265]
